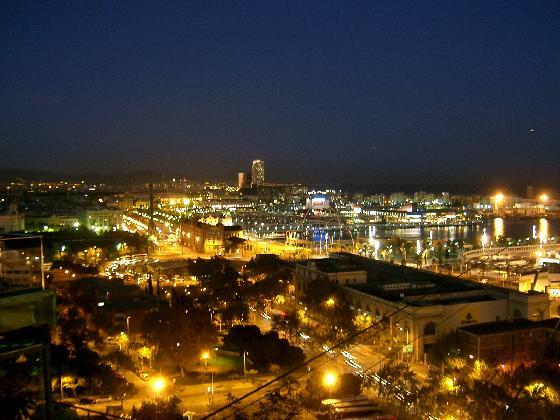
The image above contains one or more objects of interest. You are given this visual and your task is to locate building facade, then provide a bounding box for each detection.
[0,204,25,233]
[180,220,244,254]
[295,253,550,361]
[78,208,123,232]
[458,318,546,367]
[238,172,251,189]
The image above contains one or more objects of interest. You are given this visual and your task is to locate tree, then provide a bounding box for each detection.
[151,306,217,376]
[223,326,305,369]
[271,310,301,343]
[223,325,262,354]
[221,301,249,326]
[353,313,373,330]
[138,346,153,369]
[0,374,35,420]
[147,275,153,295]
[375,359,420,415]
[254,377,303,419]
[131,396,183,420]
[395,237,413,265]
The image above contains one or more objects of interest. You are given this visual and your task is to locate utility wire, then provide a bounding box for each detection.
[203,244,514,418]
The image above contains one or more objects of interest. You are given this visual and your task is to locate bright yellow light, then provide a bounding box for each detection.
[495,193,504,203]
[325,297,335,307]
[274,294,286,305]
[151,377,166,393]
[470,360,488,381]
[540,193,549,203]
[139,346,152,360]
[524,381,556,402]
[353,313,373,329]
[442,376,457,392]
[323,371,338,388]
[201,351,210,360]
[116,332,129,349]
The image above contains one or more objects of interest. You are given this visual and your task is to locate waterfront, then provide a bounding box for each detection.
[369,217,559,243]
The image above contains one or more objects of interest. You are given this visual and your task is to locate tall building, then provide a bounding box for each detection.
[527,185,534,199]
[251,160,265,186]
[0,204,25,233]
[238,172,251,189]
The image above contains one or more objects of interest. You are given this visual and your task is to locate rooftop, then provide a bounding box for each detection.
[303,258,366,274]
[330,253,485,301]
[458,318,538,335]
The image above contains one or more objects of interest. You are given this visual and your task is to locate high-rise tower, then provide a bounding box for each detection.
[251,160,265,186]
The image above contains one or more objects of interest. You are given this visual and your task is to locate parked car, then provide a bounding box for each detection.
[78,397,95,405]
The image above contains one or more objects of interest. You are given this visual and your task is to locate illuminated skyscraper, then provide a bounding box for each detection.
[238,172,250,189]
[251,160,265,186]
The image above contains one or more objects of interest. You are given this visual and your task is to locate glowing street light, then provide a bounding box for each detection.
[323,371,337,387]
[323,371,338,398]
[151,377,166,399]
[539,193,549,203]
[201,350,210,369]
[325,297,336,308]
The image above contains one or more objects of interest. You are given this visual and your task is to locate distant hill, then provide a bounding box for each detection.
[0,168,165,185]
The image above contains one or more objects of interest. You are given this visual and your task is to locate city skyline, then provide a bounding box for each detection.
[1,1,559,186]
[3,2,560,418]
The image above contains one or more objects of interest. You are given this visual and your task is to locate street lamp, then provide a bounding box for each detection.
[323,371,338,399]
[325,297,335,308]
[201,351,210,369]
[126,316,131,333]
[539,193,549,203]
[200,350,215,407]
[151,377,166,399]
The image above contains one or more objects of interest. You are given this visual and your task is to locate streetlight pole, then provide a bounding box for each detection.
[126,316,130,334]
[243,351,247,383]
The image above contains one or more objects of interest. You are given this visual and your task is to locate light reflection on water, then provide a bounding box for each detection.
[288,217,558,244]
[367,217,558,242]
[494,218,504,239]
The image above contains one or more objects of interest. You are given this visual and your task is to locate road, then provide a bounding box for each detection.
[274,301,430,382]
[74,372,274,417]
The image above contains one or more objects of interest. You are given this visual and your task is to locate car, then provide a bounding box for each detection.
[139,372,150,381]
[94,396,113,403]
[299,332,310,341]
[345,359,362,370]
[78,397,95,405]
[322,345,335,354]
[341,351,356,360]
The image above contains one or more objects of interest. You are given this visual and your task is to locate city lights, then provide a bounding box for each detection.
[2,3,559,418]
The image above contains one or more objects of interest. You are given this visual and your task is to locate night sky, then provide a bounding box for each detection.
[1,1,559,189]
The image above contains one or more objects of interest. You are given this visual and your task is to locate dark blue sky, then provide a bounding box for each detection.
[1,1,559,188]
